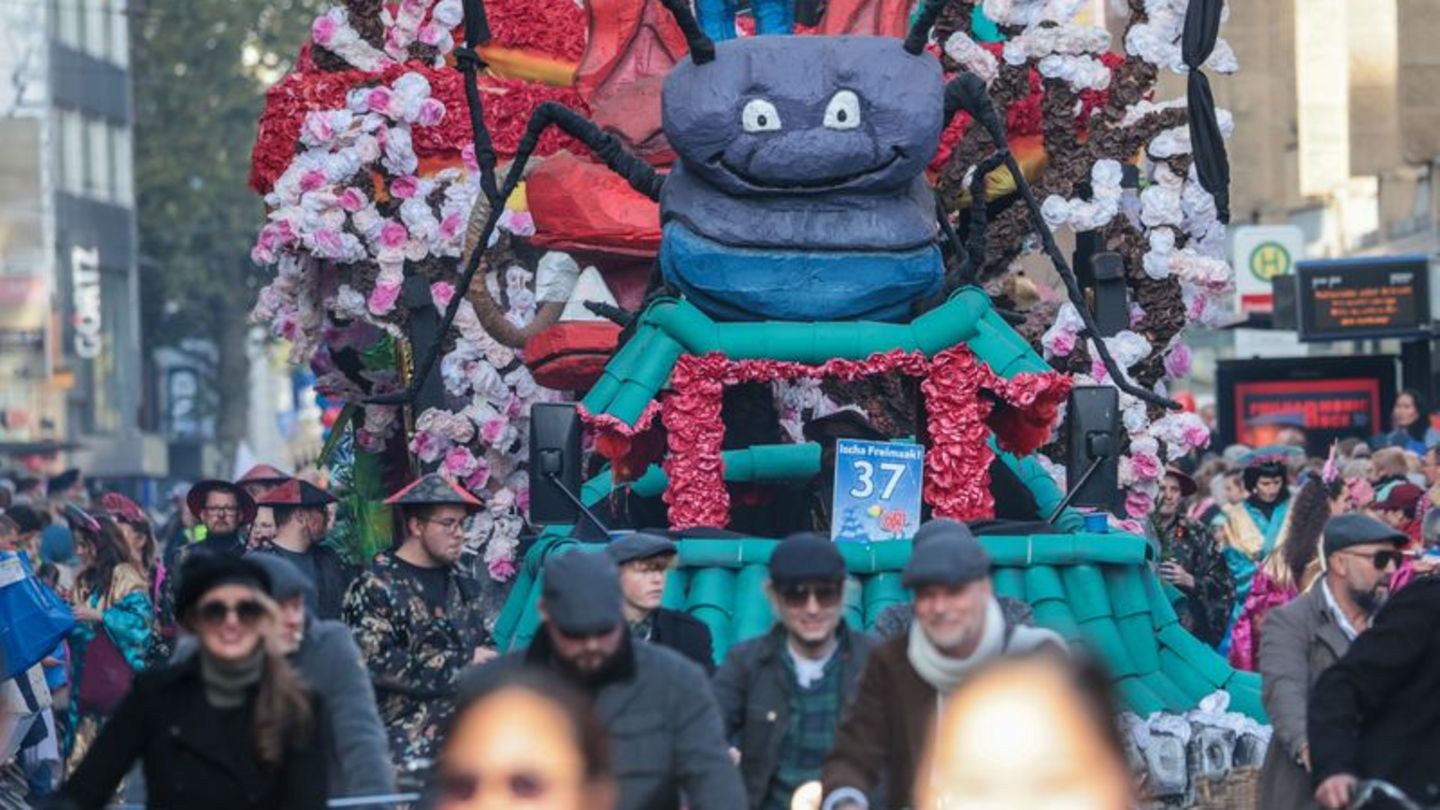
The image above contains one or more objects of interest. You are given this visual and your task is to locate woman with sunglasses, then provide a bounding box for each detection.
[50,554,325,809]
[62,506,155,766]
[434,667,616,810]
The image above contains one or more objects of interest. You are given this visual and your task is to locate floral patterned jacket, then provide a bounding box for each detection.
[341,551,490,765]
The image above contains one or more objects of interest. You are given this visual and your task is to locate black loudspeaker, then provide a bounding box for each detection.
[1063,385,1122,514]
[1091,252,1130,338]
[528,402,584,526]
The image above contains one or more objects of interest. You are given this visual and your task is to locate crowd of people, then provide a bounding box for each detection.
[1,396,1439,810]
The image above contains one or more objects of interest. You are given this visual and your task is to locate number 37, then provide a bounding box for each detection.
[849,461,906,500]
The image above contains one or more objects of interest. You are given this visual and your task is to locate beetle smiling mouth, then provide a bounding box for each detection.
[710,146,906,191]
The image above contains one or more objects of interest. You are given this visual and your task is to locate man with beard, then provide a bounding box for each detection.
[482,550,743,810]
[1256,513,1405,810]
[163,479,256,620]
[1152,467,1234,647]
[251,479,357,620]
[1310,536,1440,808]
[819,520,1065,810]
[713,533,873,810]
[1221,450,1297,644]
[606,532,714,672]
[343,474,494,766]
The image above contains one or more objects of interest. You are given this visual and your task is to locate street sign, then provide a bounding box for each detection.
[1231,225,1305,315]
[831,439,924,543]
[1295,255,1430,342]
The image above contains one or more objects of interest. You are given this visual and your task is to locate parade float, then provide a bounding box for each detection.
[250,0,1265,801]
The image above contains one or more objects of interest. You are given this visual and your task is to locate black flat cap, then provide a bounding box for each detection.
[1322,513,1407,557]
[542,551,623,636]
[175,553,272,620]
[902,520,991,588]
[605,532,677,565]
[769,532,847,584]
[247,553,315,605]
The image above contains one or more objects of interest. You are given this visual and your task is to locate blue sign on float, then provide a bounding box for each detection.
[831,439,924,543]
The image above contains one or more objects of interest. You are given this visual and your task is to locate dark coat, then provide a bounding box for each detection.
[819,633,932,810]
[712,623,873,809]
[249,541,358,620]
[652,607,716,674]
[172,619,396,803]
[48,655,326,810]
[1309,575,1440,804]
[1257,583,1351,810]
[488,632,745,810]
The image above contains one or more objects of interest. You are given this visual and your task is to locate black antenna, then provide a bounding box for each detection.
[456,0,501,206]
[657,0,716,64]
[904,0,947,55]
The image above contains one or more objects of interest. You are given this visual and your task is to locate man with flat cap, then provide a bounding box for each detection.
[251,479,356,620]
[713,533,874,810]
[820,519,1065,810]
[483,550,744,810]
[606,532,714,672]
[342,473,494,767]
[1257,512,1408,810]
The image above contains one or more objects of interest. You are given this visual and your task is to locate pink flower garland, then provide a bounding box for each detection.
[582,347,1071,530]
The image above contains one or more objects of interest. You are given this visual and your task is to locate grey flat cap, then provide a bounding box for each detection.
[605,532,677,566]
[902,520,991,588]
[769,532,847,584]
[542,551,623,636]
[1322,513,1407,556]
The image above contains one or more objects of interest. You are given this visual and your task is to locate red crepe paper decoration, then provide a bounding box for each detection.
[581,347,1070,530]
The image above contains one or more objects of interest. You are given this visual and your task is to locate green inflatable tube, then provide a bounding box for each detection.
[1158,647,1225,703]
[687,567,737,651]
[862,572,907,626]
[1060,565,1113,624]
[732,564,775,643]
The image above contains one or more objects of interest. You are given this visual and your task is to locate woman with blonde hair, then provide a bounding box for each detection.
[52,554,325,809]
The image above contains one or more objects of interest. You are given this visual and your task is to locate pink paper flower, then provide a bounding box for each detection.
[1181,422,1211,451]
[1164,343,1192,378]
[465,461,492,491]
[431,281,455,311]
[1125,488,1154,519]
[300,170,328,192]
[487,556,518,581]
[480,417,507,445]
[443,446,479,478]
[379,220,409,249]
[311,14,338,45]
[1129,451,1162,481]
[417,97,446,127]
[390,175,419,199]
[438,212,465,242]
[337,187,367,212]
[411,430,447,463]
[368,280,402,315]
[365,87,394,115]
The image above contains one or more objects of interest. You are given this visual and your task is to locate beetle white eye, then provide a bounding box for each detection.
[742,98,782,133]
[823,90,861,130]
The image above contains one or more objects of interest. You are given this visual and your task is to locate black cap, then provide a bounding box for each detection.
[542,551,623,636]
[605,532,677,566]
[769,532,847,585]
[1322,513,1407,557]
[5,504,44,534]
[902,520,991,588]
[47,468,81,496]
[247,553,315,605]
[175,553,272,620]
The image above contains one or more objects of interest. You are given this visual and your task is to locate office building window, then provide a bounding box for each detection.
[58,110,86,196]
[112,126,133,206]
[107,0,129,67]
[54,0,82,48]
[84,0,111,63]
[87,117,110,200]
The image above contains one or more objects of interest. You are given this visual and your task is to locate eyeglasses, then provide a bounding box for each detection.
[425,517,467,532]
[437,769,555,802]
[778,583,843,608]
[196,599,265,627]
[203,505,241,515]
[1342,549,1405,571]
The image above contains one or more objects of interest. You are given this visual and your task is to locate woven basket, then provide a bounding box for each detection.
[1190,767,1260,810]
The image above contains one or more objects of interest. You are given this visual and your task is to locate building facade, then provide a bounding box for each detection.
[0,0,163,481]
